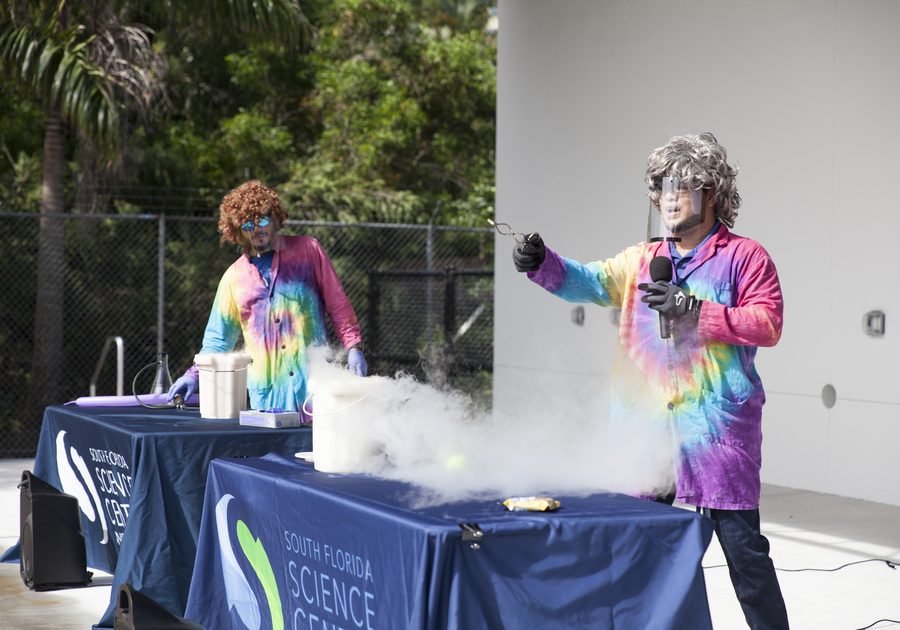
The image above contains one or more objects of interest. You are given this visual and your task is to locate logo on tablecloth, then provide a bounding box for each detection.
[54,430,110,545]
[209,491,379,629]
[216,494,283,630]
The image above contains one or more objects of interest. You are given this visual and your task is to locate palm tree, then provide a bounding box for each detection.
[0,0,310,441]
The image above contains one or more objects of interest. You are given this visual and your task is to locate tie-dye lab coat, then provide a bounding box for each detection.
[528,224,783,510]
[193,235,362,414]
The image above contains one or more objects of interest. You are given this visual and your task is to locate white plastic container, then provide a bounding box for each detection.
[194,352,253,420]
[239,409,304,429]
[307,376,382,473]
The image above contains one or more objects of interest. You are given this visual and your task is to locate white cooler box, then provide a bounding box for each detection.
[239,409,305,429]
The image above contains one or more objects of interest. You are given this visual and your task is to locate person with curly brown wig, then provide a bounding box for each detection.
[168,180,366,417]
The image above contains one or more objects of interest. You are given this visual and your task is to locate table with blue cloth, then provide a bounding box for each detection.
[185,453,715,630]
[0,404,312,629]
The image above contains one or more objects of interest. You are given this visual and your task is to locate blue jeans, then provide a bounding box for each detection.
[704,508,790,630]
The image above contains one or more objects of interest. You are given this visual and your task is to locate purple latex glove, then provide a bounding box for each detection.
[168,374,199,401]
[348,349,367,376]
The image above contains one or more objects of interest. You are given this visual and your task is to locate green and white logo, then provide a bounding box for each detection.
[215,494,283,630]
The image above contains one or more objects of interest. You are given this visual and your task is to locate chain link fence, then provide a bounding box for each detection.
[0,197,494,458]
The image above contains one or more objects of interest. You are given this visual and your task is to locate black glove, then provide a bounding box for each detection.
[637,281,702,319]
[513,233,546,272]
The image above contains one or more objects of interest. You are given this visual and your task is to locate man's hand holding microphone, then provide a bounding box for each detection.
[638,256,702,338]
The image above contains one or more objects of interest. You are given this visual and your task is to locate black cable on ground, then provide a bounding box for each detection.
[777,558,898,573]
[702,558,899,572]
[703,558,900,629]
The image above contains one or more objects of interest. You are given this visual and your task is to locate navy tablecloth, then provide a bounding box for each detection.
[0,404,312,629]
[185,453,715,630]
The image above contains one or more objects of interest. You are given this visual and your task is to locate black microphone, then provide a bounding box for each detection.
[649,256,673,339]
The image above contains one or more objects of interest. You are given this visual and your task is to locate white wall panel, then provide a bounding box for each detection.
[828,400,900,505]
[761,392,832,491]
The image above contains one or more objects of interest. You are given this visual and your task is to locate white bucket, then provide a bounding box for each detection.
[307,377,382,473]
[194,353,253,419]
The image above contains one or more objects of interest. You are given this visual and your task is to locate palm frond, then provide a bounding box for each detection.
[187,0,312,50]
[0,23,120,154]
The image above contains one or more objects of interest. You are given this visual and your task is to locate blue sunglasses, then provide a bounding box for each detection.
[240,216,271,232]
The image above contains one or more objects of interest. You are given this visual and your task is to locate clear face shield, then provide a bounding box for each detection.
[647,176,705,243]
[240,215,277,257]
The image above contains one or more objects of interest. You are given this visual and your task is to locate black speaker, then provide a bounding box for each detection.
[19,470,92,591]
[114,583,206,630]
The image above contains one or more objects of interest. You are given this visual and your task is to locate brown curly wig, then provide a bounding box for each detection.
[218,180,288,245]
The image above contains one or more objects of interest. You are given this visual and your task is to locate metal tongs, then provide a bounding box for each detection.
[487,219,540,245]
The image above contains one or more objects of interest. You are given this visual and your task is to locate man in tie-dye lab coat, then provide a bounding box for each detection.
[168,180,366,417]
[513,134,789,629]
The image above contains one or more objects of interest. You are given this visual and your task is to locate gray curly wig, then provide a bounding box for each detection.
[645,132,741,228]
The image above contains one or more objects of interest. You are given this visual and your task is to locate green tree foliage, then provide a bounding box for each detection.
[281,0,496,225]
[0,77,46,202]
